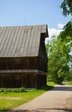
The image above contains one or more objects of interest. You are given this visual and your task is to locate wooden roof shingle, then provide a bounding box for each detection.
[0,25,48,57]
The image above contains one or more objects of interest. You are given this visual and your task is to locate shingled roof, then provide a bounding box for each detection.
[0,25,48,57]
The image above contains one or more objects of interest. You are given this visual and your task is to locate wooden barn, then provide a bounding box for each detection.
[0,25,48,88]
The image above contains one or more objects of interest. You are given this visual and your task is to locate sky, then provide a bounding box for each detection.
[0,0,71,42]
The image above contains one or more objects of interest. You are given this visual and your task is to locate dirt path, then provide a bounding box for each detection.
[10,85,72,112]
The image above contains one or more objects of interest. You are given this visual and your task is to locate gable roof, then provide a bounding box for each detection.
[0,25,48,57]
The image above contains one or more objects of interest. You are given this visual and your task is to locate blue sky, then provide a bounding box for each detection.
[0,0,71,28]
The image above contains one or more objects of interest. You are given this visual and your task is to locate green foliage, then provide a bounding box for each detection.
[0,87,26,93]
[67,81,72,85]
[68,68,72,80]
[47,0,72,84]
[60,0,72,16]
[47,81,56,86]
[59,20,72,41]
[47,34,71,84]
[47,20,72,83]
[59,20,72,67]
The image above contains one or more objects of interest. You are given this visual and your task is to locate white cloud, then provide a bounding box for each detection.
[45,28,61,44]
[57,23,65,30]
[45,23,65,44]
[48,28,61,38]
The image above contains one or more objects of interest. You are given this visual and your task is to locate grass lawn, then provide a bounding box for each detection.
[67,81,72,85]
[0,85,53,111]
[47,81,56,86]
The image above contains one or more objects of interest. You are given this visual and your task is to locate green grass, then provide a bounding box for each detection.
[66,81,72,85]
[0,85,54,111]
[47,81,56,86]
[0,90,44,111]
[48,80,72,86]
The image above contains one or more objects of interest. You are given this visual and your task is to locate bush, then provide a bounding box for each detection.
[0,87,26,93]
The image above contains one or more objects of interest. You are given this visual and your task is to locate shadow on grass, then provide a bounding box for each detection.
[37,85,54,91]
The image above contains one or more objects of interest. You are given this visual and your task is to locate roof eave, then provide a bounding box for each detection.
[41,24,49,38]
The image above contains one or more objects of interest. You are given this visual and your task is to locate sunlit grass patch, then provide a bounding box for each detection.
[0,89,46,111]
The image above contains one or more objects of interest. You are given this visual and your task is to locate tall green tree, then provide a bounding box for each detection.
[60,0,72,68]
[60,0,72,38]
[60,0,72,40]
[47,0,72,84]
[47,36,70,84]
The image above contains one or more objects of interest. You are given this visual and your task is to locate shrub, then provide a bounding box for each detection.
[0,87,26,93]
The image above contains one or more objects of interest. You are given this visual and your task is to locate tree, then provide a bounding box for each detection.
[58,20,72,69]
[59,20,72,43]
[60,0,72,42]
[47,37,69,84]
[61,0,72,16]
[60,0,72,78]
[47,0,72,84]
[60,0,72,44]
